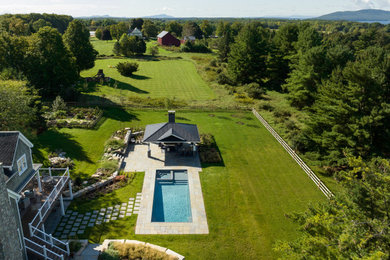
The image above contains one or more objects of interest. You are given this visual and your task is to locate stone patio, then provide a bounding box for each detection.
[124,143,209,235]
[53,193,142,239]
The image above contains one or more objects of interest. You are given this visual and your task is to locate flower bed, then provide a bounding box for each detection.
[45,107,103,129]
[98,240,184,260]
[198,133,223,164]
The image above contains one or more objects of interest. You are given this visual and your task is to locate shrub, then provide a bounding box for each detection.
[200,133,217,147]
[209,59,218,67]
[99,160,118,175]
[244,83,265,99]
[148,45,159,56]
[116,62,139,77]
[217,73,233,85]
[113,242,178,260]
[69,241,82,253]
[52,96,66,112]
[258,102,274,111]
[181,41,211,53]
[273,107,292,118]
[105,138,125,151]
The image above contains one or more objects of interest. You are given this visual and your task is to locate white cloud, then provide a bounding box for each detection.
[353,0,390,9]
[161,6,174,12]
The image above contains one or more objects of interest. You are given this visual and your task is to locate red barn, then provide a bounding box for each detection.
[157,31,181,47]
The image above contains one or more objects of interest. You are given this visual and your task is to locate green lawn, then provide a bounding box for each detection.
[35,109,325,259]
[69,172,145,213]
[91,37,116,56]
[81,58,215,101]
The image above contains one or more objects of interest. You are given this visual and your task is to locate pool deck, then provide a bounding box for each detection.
[124,143,209,234]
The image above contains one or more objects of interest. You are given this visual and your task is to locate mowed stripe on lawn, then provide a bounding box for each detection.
[81,58,216,101]
[34,110,325,259]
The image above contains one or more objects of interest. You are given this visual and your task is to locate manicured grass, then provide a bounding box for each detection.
[91,37,116,56]
[69,172,145,213]
[36,109,326,259]
[81,58,215,101]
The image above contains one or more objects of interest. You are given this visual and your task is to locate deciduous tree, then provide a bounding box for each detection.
[63,20,97,74]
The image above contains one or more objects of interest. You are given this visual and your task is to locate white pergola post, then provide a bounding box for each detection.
[68,180,73,200]
[36,170,42,192]
[59,194,65,216]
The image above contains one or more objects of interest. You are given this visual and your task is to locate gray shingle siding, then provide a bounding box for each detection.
[5,139,35,192]
[0,132,19,167]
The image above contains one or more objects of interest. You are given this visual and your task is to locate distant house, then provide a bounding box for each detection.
[181,35,196,44]
[0,131,73,260]
[157,31,181,47]
[129,28,143,38]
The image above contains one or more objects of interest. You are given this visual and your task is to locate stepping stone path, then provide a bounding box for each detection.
[53,193,142,238]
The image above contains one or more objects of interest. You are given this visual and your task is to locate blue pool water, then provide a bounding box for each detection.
[151,170,192,222]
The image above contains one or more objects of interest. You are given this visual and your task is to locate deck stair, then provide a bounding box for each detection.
[24,168,71,260]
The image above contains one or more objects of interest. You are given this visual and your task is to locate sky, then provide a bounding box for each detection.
[1,0,390,18]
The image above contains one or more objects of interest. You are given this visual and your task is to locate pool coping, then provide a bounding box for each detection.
[135,166,209,234]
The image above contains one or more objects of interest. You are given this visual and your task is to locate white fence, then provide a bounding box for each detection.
[252,109,333,199]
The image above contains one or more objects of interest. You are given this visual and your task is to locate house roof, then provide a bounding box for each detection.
[0,131,33,167]
[143,122,200,143]
[157,31,169,38]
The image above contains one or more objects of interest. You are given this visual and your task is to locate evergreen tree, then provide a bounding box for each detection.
[275,157,390,259]
[217,22,233,62]
[228,23,269,84]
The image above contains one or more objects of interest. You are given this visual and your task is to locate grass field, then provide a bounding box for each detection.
[81,58,216,101]
[35,109,325,259]
[91,38,116,56]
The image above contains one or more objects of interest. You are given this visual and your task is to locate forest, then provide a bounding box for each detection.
[0,13,389,258]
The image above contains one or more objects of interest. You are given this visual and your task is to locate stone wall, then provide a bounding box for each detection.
[0,165,25,260]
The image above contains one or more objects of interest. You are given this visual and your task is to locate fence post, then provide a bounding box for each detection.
[39,209,42,223]
[49,167,52,176]
[66,242,70,255]
[49,234,53,246]
[43,245,47,260]
[29,223,33,236]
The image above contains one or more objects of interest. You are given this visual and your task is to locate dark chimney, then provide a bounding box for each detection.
[168,110,175,123]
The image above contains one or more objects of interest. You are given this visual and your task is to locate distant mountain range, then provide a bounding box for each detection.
[316,9,390,21]
[76,14,174,19]
[142,14,174,19]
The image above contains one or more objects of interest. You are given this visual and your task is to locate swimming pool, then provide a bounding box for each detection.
[151,170,192,222]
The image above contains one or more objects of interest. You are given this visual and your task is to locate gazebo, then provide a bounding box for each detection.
[142,111,200,157]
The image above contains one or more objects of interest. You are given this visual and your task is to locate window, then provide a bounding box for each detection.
[17,154,27,175]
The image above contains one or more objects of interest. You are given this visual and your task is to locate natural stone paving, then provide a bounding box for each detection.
[53,193,141,238]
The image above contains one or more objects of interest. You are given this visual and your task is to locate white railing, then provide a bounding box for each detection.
[252,109,334,199]
[24,237,64,260]
[29,225,69,256]
[29,168,70,229]
[27,167,71,257]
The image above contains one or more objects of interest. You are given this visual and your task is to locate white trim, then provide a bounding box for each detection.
[6,131,33,169]
[17,154,28,176]
[10,137,20,169]
[7,188,21,201]
[18,132,34,148]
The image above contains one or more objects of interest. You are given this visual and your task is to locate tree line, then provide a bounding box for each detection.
[212,21,390,169]
[0,19,97,134]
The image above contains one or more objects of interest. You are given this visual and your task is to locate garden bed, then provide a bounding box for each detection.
[198,133,223,164]
[99,240,184,260]
[45,106,103,129]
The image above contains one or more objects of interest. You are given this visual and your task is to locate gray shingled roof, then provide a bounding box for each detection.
[0,132,19,167]
[143,122,200,143]
[157,31,169,38]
